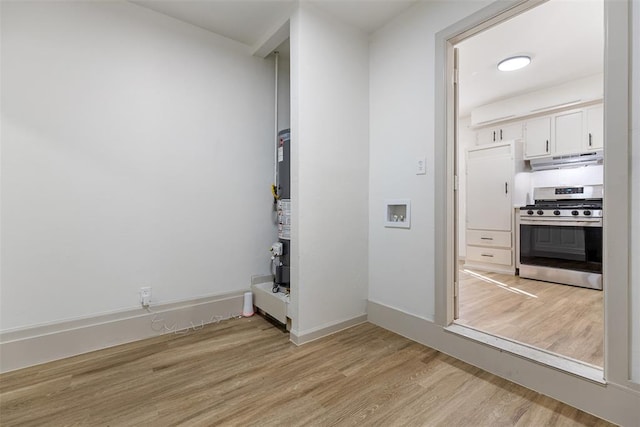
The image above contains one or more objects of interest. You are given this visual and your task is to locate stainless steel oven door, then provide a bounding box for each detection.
[519,219,603,289]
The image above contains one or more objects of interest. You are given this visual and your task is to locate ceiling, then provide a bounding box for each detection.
[308,0,416,34]
[130,0,603,116]
[131,0,417,49]
[457,0,604,116]
[131,1,295,47]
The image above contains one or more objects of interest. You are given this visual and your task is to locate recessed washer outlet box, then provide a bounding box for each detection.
[384,199,411,229]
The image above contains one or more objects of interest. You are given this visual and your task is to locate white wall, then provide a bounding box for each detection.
[290,4,369,335]
[369,0,490,318]
[630,0,640,383]
[0,1,276,331]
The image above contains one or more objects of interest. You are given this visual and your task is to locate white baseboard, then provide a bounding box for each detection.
[0,291,245,373]
[251,274,274,286]
[290,313,367,345]
[367,300,640,427]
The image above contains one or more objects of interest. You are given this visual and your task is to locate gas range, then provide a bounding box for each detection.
[518,184,603,290]
[520,203,602,220]
[519,185,603,222]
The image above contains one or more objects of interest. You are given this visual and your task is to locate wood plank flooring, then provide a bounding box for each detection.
[0,316,612,426]
[457,267,603,367]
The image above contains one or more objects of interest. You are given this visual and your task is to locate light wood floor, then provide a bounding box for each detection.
[458,267,603,367]
[0,316,612,426]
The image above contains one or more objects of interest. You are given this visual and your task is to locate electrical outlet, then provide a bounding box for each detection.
[140,287,151,307]
[416,156,427,175]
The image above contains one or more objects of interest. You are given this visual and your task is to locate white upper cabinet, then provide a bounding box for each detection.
[522,103,603,159]
[476,127,498,145]
[586,104,603,150]
[476,122,523,145]
[501,122,524,141]
[473,101,604,160]
[524,117,551,158]
[554,110,584,155]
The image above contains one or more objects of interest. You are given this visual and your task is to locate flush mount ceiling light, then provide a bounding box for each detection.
[497,55,531,72]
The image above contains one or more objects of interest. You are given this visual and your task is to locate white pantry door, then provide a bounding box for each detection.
[466,146,512,232]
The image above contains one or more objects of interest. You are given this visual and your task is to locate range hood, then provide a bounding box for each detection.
[529,151,603,171]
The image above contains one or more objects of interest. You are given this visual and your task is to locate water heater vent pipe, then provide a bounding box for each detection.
[273,51,279,186]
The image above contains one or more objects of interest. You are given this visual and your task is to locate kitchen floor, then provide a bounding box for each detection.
[457,265,603,367]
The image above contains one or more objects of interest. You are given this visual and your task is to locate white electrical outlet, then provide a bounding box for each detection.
[140,287,151,307]
[416,156,427,175]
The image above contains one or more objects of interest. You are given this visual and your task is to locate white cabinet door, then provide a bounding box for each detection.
[586,104,603,150]
[466,145,512,231]
[554,110,584,155]
[476,127,499,145]
[500,122,523,141]
[524,117,551,158]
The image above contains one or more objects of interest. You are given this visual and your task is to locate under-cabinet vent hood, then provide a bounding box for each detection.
[529,151,603,171]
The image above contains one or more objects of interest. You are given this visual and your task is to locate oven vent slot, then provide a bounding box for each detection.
[529,151,603,171]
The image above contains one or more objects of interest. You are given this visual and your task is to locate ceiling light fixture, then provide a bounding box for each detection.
[497,55,531,72]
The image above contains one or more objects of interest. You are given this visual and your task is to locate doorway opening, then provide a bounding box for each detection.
[453,0,604,369]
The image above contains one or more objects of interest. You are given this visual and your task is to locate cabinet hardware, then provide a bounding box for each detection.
[500,129,503,140]
[546,140,549,152]
[493,131,496,142]
[505,182,508,194]
[480,237,493,240]
[481,254,494,257]
[589,133,592,147]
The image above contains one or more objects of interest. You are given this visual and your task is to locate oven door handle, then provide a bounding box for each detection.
[520,219,603,227]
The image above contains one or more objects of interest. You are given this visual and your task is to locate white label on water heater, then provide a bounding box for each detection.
[278,146,284,162]
[277,199,291,240]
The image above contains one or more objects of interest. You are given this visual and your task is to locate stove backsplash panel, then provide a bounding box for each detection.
[515,165,603,205]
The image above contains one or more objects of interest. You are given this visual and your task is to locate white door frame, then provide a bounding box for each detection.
[434,0,636,390]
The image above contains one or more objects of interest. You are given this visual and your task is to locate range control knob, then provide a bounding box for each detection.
[537,210,544,216]
[553,210,561,216]
[584,210,592,216]
[527,210,534,215]
[571,210,580,216]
